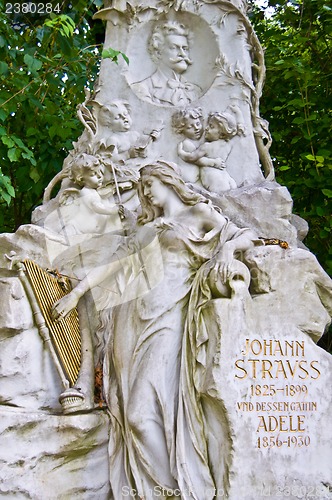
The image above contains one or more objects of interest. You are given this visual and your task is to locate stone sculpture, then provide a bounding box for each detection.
[173,106,245,193]
[131,20,202,106]
[1,0,332,499]
[51,160,258,497]
[58,153,122,236]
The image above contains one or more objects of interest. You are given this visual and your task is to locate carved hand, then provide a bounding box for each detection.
[129,146,147,158]
[214,249,234,284]
[211,158,226,170]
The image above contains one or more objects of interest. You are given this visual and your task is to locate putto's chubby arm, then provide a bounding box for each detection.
[178,143,226,170]
[178,141,206,163]
[84,189,119,216]
[196,156,226,169]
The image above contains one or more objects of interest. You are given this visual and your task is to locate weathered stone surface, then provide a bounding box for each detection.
[210,181,299,246]
[245,246,332,342]
[0,224,63,269]
[0,277,34,333]
[194,245,332,498]
[0,0,331,498]
[204,297,332,499]
[0,408,111,499]
[0,271,65,411]
[0,324,62,411]
[290,213,309,243]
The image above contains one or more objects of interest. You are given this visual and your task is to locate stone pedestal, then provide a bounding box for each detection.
[204,305,332,499]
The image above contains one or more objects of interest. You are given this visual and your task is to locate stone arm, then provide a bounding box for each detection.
[178,142,226,170]
[51,255,123,321]
[128,144,148,159]
[196,156,226,169]
[192,203,257,283]
[178,141,206,163]
[216,231,256,280]
[81,188,124,217]
[89,196,120,216]
[193,203,257,249]
[51,224,153,321]
[197,141,232,170]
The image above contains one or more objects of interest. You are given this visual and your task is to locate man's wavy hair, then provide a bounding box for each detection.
[148,21,192,64]
[137,161,206,224]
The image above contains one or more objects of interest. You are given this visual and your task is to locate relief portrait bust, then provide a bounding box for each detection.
[131,20,202,107]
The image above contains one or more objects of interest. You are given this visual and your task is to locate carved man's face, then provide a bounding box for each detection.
[159,34,191,74]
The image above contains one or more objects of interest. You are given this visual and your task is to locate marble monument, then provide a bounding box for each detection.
[0,1,331,499]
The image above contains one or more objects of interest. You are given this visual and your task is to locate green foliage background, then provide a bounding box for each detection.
[249,0,332,278]
[0,0,331,349]
[0,0,104,229]
[249,0,332,352]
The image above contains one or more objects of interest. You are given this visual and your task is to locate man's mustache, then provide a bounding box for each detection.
[170,56,193,65]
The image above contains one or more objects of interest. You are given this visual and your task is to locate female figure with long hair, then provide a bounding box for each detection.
[52,161,257,499]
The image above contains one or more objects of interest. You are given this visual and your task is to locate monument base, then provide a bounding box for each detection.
[0,408,111,499]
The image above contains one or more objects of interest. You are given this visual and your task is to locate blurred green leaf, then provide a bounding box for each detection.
[102,48,129,65]
[24,54,42,73]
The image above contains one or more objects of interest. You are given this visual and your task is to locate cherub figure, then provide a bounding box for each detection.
[42,95,161,206]
[172,107,204,184]
[92,100,145,161]
[172,107,204,155]
[89,99,162,206]
[58,153,124,237]
[91,100,162,162]
[177,106,245,194]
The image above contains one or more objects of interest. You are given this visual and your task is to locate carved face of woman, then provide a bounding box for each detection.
[159,34,191,74]
[142,175,170,208]
[183,116,204,140]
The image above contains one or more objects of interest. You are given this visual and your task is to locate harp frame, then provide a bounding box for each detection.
[16,259,81,389]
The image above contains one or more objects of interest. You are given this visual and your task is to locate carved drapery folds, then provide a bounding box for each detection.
[1,1,331,499]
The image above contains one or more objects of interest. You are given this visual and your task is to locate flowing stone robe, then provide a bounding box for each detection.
[102,203,251,499]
